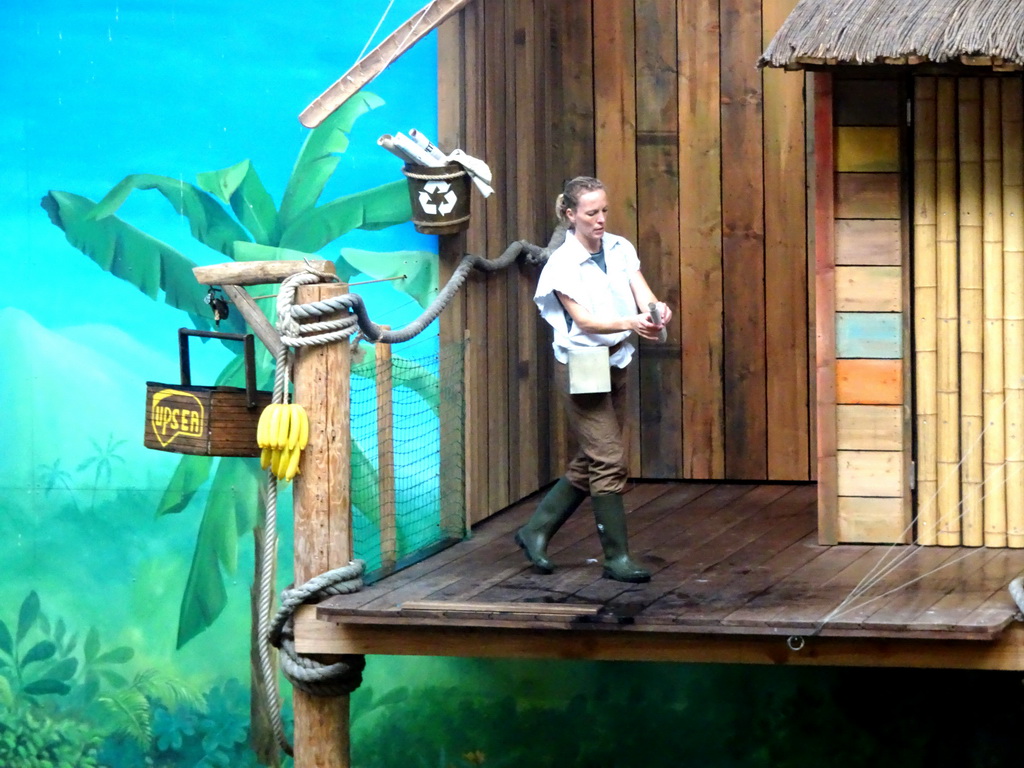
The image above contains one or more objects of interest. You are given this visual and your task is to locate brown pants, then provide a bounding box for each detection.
[555,360,630,495]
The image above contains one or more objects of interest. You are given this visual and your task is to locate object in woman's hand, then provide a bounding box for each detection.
[648,303,668,343]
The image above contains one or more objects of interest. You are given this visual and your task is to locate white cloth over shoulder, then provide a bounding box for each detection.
[534,232,641,367]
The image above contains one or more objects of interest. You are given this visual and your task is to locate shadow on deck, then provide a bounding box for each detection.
[316,482,1024,645]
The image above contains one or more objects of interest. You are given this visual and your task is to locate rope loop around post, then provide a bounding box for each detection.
[268,560,367,698]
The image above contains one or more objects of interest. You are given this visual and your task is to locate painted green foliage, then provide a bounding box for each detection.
[40,90,436,649]
[0,591,265,768]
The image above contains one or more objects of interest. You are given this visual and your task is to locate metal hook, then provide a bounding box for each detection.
[787,635,806,652]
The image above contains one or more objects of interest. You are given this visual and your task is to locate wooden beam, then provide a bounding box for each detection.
[295,608,1024,671]
[193,260,334,287]
[221,284,283,359]
[299,0,474,128]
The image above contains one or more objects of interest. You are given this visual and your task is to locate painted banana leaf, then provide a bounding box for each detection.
[196,159,281,245]
[40,191,237,334]
[352,342,440,417]
[278,91,385,229]
[339,248,437,309]
[87,174,252,258]
[277,180,411,253]
[176,456,261,648]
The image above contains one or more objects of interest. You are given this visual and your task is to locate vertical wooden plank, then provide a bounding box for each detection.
[763,0,809,481]
[1003,78,1024,548]
[512,0,542,500]
[914,76,939,546]
[982,77,1006,548]
[720,0,767,479]
[502,0,522,503]
[678,0,725,479]
[542,0,596,480]
[483,0,510,514]
[594,0,641,476]
[959,78,984,546]
[814,73,838,544]
[463,0,490,524]
[936,77,961,546]
[292,281,351,768]
[376,330,396,569]
[436,10,469,537]
[636,0,683,478]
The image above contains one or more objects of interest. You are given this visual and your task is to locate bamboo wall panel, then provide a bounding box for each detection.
[936,77,961,546]
[913,77,939,545]
[982,77,1006,548]
[439,0,814,525]
[959,78,984,546]
[912,76,1023,549]
[1004,78,1024,548]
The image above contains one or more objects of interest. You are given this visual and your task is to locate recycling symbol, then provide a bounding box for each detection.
[418,180,458,216]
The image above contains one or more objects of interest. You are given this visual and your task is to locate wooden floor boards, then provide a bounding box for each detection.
[318,482,1024,642]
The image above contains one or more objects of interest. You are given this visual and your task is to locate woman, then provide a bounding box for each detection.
[515,176,672,583]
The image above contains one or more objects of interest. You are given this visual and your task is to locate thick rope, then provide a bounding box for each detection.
[252,228,564,756]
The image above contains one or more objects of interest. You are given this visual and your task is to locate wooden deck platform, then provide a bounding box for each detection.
[297,482,1024,670]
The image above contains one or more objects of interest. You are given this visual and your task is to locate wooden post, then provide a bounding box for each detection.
[914,77,939,545]
[292,281,352,768]
[376,327,397,572]
[813,72,838,545]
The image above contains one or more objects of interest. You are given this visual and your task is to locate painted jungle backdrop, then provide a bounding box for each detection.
[2,1,1023,766]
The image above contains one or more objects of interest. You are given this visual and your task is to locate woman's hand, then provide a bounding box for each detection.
[653,301,673,326]
[631,312,663,340]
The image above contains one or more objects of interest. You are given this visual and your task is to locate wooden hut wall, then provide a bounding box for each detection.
[438,0,812,524]
[819,75,913,545]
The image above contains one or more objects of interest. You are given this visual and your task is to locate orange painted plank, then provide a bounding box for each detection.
[836,359,903,405]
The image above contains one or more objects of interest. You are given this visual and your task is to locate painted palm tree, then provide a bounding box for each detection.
[76,434,128,509]
[36,459,82,514]
[40,94,440,761]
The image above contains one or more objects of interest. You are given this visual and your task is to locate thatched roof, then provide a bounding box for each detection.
[760,0,1024,70]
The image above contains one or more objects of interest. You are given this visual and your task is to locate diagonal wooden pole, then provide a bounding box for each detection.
[299,0,472,128]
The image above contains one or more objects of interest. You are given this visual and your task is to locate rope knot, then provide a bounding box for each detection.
[268,560,367,697]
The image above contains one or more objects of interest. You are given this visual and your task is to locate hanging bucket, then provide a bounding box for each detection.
[402,162,471,235]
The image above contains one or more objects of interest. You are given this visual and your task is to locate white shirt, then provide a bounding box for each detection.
[534,231,641,367]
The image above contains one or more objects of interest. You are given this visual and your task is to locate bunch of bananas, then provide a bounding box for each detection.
[256,403,310,481]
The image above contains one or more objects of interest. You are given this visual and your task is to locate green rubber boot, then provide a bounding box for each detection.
[592,493,651,583]
[515,478,588,573]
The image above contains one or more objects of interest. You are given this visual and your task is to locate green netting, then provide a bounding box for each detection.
[348,338,465,580]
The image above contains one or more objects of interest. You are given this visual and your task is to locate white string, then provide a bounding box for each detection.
[355,0,396,64]
[816,379,1024,632]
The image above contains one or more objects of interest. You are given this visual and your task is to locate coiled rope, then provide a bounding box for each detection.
[255,225,566,756]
